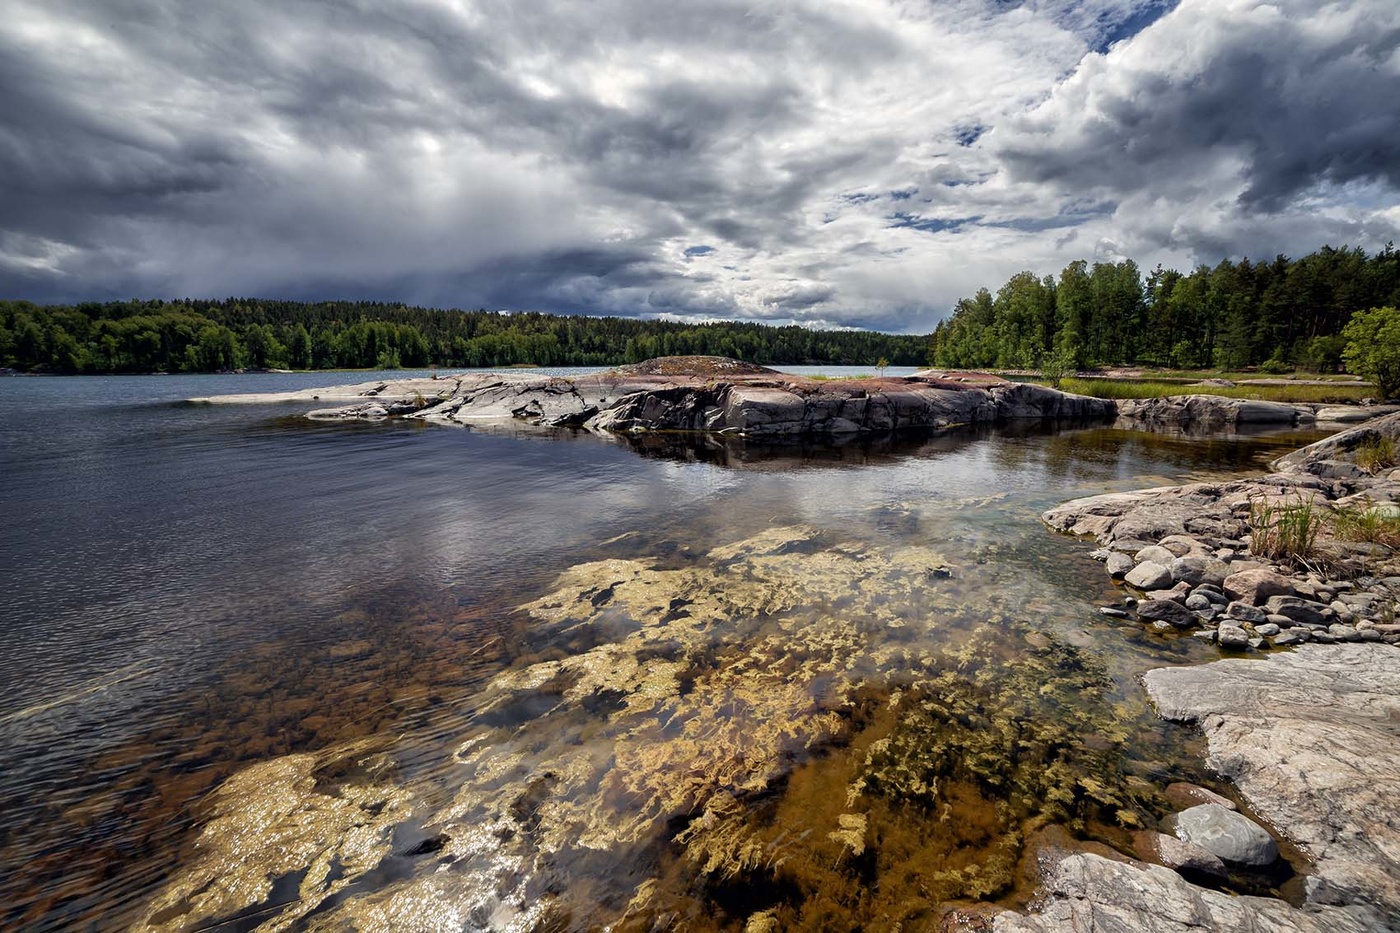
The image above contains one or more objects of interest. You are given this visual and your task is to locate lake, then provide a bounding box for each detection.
[0,370,1328,931]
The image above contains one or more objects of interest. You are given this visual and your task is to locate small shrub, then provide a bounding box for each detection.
[1249,495,1322,564]
[1355,436,1396,475]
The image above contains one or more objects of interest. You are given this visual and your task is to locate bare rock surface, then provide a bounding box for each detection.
[1144,645,1400,917]
[993,853,1387,933]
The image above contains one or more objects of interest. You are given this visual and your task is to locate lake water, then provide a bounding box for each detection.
[0,370,1328,931]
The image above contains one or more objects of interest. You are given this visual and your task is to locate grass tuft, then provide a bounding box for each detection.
[1355,436,1396,475]
[1249,495,1323,564]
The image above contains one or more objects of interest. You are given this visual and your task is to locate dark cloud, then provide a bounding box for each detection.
[1,0,1395,328]
[995,0,1400,226]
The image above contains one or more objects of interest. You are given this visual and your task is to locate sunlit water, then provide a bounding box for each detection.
[0,370,1328,931]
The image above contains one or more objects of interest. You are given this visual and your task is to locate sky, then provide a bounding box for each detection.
[2,0,1399,333]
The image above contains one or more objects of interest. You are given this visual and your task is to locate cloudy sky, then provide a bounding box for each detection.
[3,0,1399,332]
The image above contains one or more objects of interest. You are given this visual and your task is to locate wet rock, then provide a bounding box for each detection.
[1105,552,1134,579]
[992,852,1383,933]
[1163,782,1236,812]
[1170,804,1279,867]
[1137,599,1197,629]
[1273,629,1308,646]
[1099,606,1130,618]
[1144,645,1400,914]
[1126,561,1174,590]
[1216,623,1251,650]
[1224,569,1296,606]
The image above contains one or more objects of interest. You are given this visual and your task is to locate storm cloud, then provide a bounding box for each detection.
[2,0,1397,330]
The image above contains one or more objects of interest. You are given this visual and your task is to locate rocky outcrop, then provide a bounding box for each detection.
[1116,394,1313,426]
[1144,645,1400,918]
[993,852,1387,932]
[1274,410,1400,475]
[196,358,1118,439]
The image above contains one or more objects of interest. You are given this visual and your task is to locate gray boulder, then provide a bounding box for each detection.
[1216,623,1252,649]
[1137,599,1198,629]
[1171,804,1279,867]
[1105,552,1135,579]
[1225,601,1268,624]
[1127,561,1174,590]
[1265,595,1331,627]
[1170,556,1230,588]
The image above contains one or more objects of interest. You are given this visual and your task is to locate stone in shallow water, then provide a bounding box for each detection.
[1216,623,1252,650]
[1105,552,1134,579]
[1126,561,1173,590]
[1137,598,1196,629]
[1171,803,1279,867]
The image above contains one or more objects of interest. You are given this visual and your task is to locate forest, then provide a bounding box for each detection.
[0,299,928,374]
[931,244,1400,373]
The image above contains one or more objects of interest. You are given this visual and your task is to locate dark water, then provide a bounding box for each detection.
[0,372,1327,931]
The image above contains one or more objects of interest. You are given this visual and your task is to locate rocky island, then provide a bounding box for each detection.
[193,356,1116,436]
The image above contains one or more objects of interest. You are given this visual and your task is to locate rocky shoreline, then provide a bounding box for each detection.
[997,411,1400,931]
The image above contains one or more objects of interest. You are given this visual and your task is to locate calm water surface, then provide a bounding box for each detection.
[0,371,1326,931]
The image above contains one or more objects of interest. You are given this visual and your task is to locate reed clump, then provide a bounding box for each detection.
[1248,495,1323,564]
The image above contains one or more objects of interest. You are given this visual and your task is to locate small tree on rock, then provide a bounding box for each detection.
[1342,306,1400,400]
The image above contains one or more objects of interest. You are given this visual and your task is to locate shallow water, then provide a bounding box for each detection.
[0,371,1328,930]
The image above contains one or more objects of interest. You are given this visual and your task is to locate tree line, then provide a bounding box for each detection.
[931,244,1400,372]
[0,299,930,374]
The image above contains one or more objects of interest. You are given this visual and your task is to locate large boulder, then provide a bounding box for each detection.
[1170,804,1278,867]
[1223,568,1296,606]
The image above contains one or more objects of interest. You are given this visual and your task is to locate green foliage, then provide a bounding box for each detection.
[1249,495,1322,564]
[1342,306,1400,399]
[936,244,1400,374]
[1037,346,1077,388]
[0,299,929,374]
